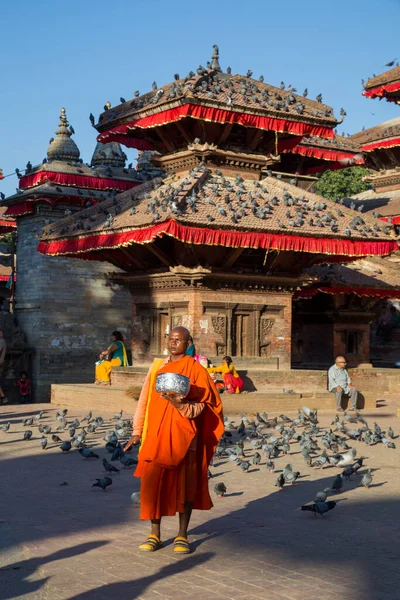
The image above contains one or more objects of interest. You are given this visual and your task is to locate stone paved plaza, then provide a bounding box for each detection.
[1,398,400,600]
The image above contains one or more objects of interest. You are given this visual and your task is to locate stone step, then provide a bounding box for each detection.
[51,383,376,414]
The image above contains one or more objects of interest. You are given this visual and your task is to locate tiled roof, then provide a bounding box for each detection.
[347,189,400,217]
[351,117,400,146]
[365,66,400,90]
[308,256,400,290]
[96,72,339,133]
[299,134,361,153]
[41,166,395,244]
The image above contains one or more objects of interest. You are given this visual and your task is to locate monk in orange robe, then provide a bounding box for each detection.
[124,326,224,554]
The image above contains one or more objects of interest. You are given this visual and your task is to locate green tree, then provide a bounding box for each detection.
[314,167,372,201]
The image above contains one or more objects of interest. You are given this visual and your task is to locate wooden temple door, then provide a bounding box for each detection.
[233,314,251,356]
[159,312,170,355]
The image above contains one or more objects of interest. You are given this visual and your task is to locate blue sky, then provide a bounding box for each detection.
[1,0,399,196]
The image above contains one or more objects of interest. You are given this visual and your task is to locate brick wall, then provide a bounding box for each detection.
[15,208,132,401]
[130,286,292,368]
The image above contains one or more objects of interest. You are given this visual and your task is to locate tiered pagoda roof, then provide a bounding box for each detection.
[38,166,398,268]
[38,48,399,276]
[296,256,400,300]
[351,116,400,155]
[95,46,342,172]
[280,135,363,176]
[2,109,140,218]
[363,65,400,102]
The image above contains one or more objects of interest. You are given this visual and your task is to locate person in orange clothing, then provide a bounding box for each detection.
[208,356,244,394]
[124,326,224,555]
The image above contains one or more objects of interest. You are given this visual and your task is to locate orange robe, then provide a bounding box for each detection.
[134,355,224,520]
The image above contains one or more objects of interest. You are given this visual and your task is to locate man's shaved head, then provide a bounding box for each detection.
[170,326,190,343]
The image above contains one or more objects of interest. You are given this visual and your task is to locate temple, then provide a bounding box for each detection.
[38,47,399,385]
[1,108,142,398]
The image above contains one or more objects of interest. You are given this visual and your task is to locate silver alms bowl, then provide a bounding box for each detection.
[156,373,191,397]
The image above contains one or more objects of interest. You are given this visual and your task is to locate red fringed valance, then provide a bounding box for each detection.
[4,197,95,218]
[363,81,400,100]
[363,137,400,152]
[98,104,336,149]
[294,285,400,300]
[362,137,400,152]
[19,171,139,192]
[285,144,364,165]
[0,220,16,228]
[38,218,398,259]
[381,215,400,224]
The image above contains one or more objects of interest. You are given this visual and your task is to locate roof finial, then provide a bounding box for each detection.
[211,44,221,72]
[47,107,80,163]
[59,107,69,128]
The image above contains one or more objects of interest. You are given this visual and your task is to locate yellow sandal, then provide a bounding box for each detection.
[139,534,163,552]
[173,536,191,554]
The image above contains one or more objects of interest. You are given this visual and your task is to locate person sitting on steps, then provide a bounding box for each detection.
[328,355,359,412]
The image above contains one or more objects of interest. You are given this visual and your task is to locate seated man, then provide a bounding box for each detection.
[328,356,358,412]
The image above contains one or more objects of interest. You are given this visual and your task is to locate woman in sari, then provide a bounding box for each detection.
[95,331,128,385]
[208,355,243,394]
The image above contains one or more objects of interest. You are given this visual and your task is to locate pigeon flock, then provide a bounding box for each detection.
[211,406,395,517]
[0,404,396,519]
[0,407,140,499]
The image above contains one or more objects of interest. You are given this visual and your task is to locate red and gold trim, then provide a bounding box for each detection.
[285,144,364,165]
[98,104,336,149]
[380,215,400,224]
[19,171,139,192]
[363,81,400,100]
[0,219,16,228]
[362,137,400,152]
[38,219,398,259]
[4,197,91,217]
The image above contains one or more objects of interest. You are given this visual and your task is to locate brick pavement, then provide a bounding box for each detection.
[1,398,400,600]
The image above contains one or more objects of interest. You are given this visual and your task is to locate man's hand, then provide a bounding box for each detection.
[124,435,141,451]
[336,386,343,392]
[161,392,186,409]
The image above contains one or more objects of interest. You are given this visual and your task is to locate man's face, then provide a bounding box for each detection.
[336,358,347,370]
[167,329,189,356]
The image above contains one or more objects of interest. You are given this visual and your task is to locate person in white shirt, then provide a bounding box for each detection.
[328,356,358,412]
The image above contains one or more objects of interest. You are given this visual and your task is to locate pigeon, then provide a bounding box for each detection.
[0,422,10,432]
[51,434,62,443]
[275,473,285,491]
[102,458,120,474]
[60,440,72,452]
[119,455,138,468]
[131,492,141,507]
[113,409,123,421]
[359,469,373,488]
[331,474,343,493]
[40,437,48,450]
[252,452,261,465]
[314,488,331,503]
[40,425,52,435]
[382,437,396,449]
[388,426,395,439]
[337,449,357,468]
[240,461,251,472]
[266,460,275,473]
[23,418,34,427]
[301,501,336,517]
[24,430,33,441]
[92,477,113,491]
[284,470,300,485]
[342,466,355,481]
[214,482,227,498]
[111,445,125,461]
[82,411,92,423]
[79,448,99,459]
[374,422,382,435]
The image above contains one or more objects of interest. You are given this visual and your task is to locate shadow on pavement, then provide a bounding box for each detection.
[0,542,109,600]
